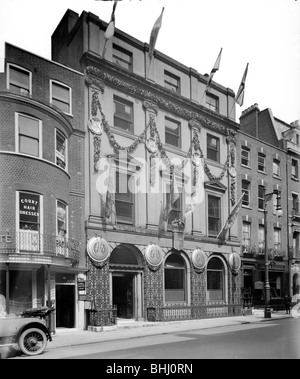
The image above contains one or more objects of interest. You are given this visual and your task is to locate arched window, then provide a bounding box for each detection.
[207,257,224,301]
[165,254,186,303]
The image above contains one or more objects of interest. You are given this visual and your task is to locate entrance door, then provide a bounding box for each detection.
[55,284,75,327]
[113,274,134,319]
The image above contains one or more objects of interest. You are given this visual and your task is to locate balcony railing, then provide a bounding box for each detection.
[289,247,300,260]
[241,245,286,260]
[0,231,80,263]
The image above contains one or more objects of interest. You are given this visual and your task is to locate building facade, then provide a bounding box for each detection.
[0,43,86,331]
[238,104,300,305]
[52,9,244,326]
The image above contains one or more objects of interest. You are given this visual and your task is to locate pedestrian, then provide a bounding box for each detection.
[284,295,291,314]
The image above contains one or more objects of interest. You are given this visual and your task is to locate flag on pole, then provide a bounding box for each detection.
[102,0,118,58]
[105,161,115,219]
[206,48,222,91]
[148,7,164,73]
[217,192,245,239]
[235,63,249,106]
[163,169,179,223]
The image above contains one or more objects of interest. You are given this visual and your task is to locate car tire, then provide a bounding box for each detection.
[18,327,48,356]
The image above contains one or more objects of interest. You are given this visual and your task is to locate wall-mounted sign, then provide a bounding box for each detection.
[192,248,207,271]
[87,236,110,263]
[229,251,241,272]
[19,193,39,223]
[145,244,164,267]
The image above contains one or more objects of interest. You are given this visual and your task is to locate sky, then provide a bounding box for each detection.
[0,0,299,124]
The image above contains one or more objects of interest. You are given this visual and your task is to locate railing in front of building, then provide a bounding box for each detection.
[0,231,80,263]
[88,306,118,327]
[289,247,300,260]
[146,304,245,322]
[241,245,286,261]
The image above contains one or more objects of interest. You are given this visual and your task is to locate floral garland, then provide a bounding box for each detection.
[91,92,233,183]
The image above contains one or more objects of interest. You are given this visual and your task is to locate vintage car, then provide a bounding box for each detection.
[0,306,54,356]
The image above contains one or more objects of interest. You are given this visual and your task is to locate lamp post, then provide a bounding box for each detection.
[263,189,283,318]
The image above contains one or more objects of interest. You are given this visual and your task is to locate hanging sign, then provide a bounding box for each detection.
[229,251,241,273]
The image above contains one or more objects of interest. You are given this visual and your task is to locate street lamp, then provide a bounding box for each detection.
[263,189,283,318]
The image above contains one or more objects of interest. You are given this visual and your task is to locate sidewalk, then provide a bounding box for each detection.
[48,310,292,350]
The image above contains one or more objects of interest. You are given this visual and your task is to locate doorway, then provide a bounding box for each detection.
[55,284,75,328]
[113,273,134,318]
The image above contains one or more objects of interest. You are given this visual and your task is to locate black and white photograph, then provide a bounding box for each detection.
[0,0,300,363]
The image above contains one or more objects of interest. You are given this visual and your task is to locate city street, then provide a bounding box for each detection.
[4,317,300,360]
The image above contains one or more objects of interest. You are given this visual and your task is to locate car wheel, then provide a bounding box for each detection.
[19,328,48,356]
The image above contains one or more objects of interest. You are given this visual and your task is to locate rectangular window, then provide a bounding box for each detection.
[241,146,250,166]
[50,80,71,114]
[8,64,31,95]
[115,171,134,224]
[207,134,220,162]
[57,201,67,237]
[165,117,181,148]
[112,44,132,71]
[292,194,299,214]
[273,159,280,177]
[208,195,221,236]
[18,192,40,252]
[205,93,219,112]
[17,113,40,157]
[258,185,265,210]
[56,130,67,169]
[242,222,251,247]
[164,70,180,93]
[274,228,281,250]
[258,153,266,172]
[292,159,299,179]
[114,96,134,132]
[242,180,250,207]
[258,225,265,252]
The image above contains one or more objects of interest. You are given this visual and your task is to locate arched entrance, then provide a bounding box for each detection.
[109,244,144,320]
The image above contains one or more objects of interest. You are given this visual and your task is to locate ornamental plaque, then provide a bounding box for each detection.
[146,137,158,154]
[88,117,102,135]
[192,248,207,270]
[229,251,241,272]
[87,236,110,263]
[145,244,164,267]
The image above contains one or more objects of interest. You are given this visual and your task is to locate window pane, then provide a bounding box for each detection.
[114,98,133,132]
[19,115,39,138]
[207,135,219,162]
[10,66,30,91]
[52,83,70,113]
[19,136,39,156]
[57,201,67,236]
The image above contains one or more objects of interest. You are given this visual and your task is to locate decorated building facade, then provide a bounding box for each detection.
[0,43,86,331]
[51,9,244,325]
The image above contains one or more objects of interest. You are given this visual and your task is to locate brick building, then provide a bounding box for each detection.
[51,9,244,326]
[238,104,300,305]
[0,43,86,331]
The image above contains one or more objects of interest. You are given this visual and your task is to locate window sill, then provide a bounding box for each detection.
[272,174,282,180]
[292,176,299,182]
[241,164,251,170]
[257,170,267,175]
[242,205,252,210]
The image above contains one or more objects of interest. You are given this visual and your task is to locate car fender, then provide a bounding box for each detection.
[16,321,52,342]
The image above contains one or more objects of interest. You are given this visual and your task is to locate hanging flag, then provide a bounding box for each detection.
[163,168,179,223]
[105,161,115,219]
[217,192,245,240]
[206,48,222,91]
[235,63,249,106]
[104,0,118,40]
[148,7,164,65]
[102,0,118,58]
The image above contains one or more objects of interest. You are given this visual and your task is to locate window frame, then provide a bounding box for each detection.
[205,93,219,112]
[164,253,187,304]
[115,169,134,225]
[241,180,251,207]
[242,222,251,247]
[207,257,225,302]
[164,70,180,94]
[258,185,265,210]
[207,193,221,237]
[15,112,42,158]
[165,117,181,148]
[241,146,250,167]
[7,63,32,95]
[55,129,68,170]
[112,44,133,71]
[258,152,266,173]
[113,95,134,133]
[273,227,281,250]
[207,134,220,163]
[50,80,72,115]
[292,159,299,179]
[273,159,280,177]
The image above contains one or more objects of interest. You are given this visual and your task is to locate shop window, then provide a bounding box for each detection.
[50,80,72,114]
[16,113,41,157]
[18,192,40,252]
[207,257,224,301]
[165,254,186,303]
[113,96,133,132]
[7,63,31,95]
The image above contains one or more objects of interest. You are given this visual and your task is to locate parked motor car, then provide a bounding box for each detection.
[0,306,54,356]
